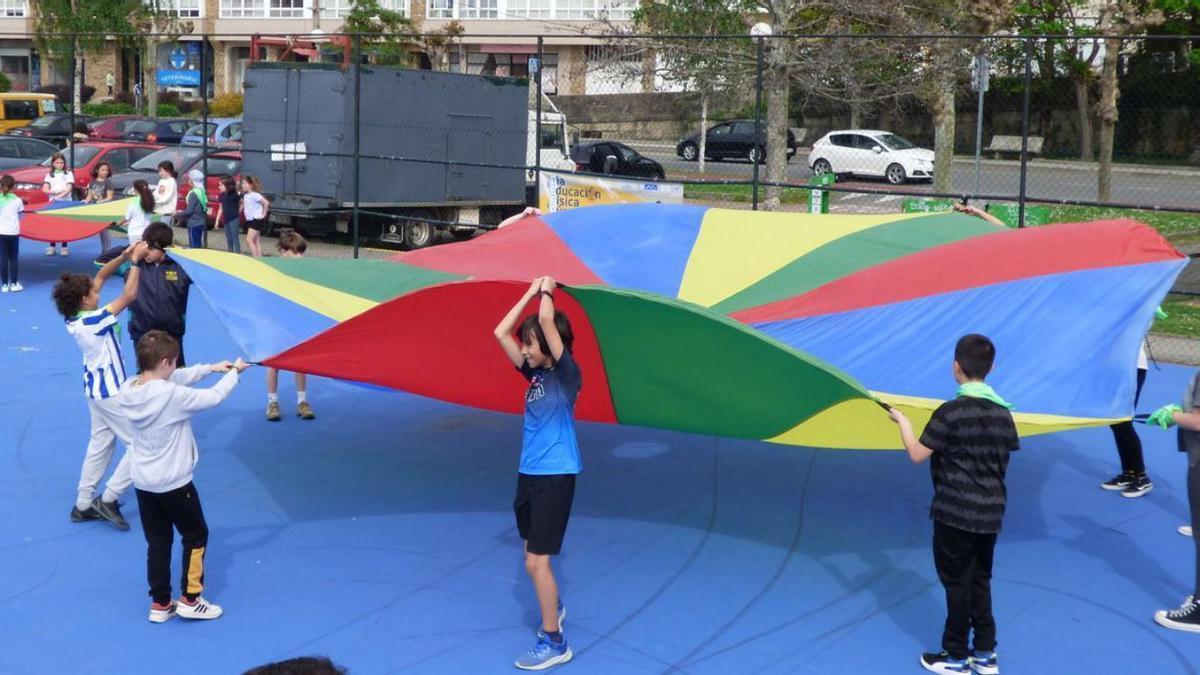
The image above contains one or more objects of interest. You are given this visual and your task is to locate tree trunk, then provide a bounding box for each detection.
[931,76,956,193]
[146,41,159,119]
[73,43,83,113]
[458,41,467,74]
[849,100,861,129]
[761,42,790,211]
[1098,37,1120,202]
[1073,76,1093,161]
[698,93,707,174]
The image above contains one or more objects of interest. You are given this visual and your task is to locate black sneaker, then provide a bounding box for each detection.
[1155,596,1200,633]
[1121,474,1153,498]
[921,651,971,674]
[92,498,130,531]
[69,505,101,522]
[1101,472,1135,491]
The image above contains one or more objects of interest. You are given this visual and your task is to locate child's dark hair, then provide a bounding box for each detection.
[52,272,92,319]
[143,222,173,250]
[243,656,347,675]
[132,179,154,212]
[955,333,996,380]
[136,330,180,372]
[278,231,307,254]
[518,312,574,359]
[0,175,13,194]
[220,175,237,193]
[92,161,112,179]
[157,160,176,177]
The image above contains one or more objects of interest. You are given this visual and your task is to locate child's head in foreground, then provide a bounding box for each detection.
[518,312,574,369]
[953,333,995,384]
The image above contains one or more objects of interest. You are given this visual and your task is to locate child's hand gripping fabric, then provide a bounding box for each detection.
[1146,403,1182,429]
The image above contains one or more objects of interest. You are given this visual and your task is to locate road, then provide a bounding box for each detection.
[626,141,1200,211]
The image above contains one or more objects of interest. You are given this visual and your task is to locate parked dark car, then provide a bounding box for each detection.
[87,115,152,141]
[571,140,665,180]
[675,120,797,164]
[0,136,58,170]
[120,118,193,144]
[8,113,97,147]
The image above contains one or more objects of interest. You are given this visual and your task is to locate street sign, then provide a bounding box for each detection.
[970,54,990,93]
[529,57,540,75]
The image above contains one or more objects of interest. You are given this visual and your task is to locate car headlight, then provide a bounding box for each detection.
[15,182,38,190]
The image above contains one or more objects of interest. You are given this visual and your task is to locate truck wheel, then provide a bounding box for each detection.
[404,221,437,250]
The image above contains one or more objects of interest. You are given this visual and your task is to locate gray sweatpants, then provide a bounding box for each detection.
[77,397,134,510]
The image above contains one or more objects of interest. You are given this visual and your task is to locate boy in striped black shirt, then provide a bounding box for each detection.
[888,334,1020,675]
[53,241,150,531]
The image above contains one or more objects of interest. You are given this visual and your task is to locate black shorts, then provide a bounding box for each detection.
[246,218,267,233]
[514,473,576,555]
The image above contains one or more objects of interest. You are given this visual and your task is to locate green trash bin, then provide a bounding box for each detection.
[808,173,836,214]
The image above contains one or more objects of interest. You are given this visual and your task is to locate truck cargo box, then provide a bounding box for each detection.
[241,63,528,209]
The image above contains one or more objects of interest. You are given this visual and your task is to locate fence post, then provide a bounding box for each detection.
[201,33,209,247]
[751,36,764,211]
[68,36,76,171]
[1018,37,1033,228]
[353,33,361,259]
[972,50,986,198]
[534,36,543,209]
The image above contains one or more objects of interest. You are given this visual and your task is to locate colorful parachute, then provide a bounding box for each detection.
[171,204,1186,449]
[19,198,130,243]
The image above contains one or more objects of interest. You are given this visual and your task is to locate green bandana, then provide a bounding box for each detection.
[956,381,1013,409]
[0,192,17,204]
[189,186,208,211]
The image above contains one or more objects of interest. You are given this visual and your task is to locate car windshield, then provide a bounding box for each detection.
[131,146,202,172]
[39,146,100,167]
[127,120,158,134]
[28,115,63,128]
[186,123,216,137]
[877,134,916,151]
[539,123,564,152]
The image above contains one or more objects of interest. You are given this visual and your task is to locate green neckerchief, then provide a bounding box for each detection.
[0,192,17,204]
[189,186,208,211]
[956,381,1014,409]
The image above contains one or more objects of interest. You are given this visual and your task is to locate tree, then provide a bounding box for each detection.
[132,2,197,119]
[33,0,142,111]
[633,0,753,173]
[344,0,415,66]
[1094,0,1163,201]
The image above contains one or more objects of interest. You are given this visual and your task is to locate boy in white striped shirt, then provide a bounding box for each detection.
[52,241,149,530]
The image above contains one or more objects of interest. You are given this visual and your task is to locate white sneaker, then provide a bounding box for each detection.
[148,601,177,623]
[1182,526,1194,538]
[9,282,22,292]
[1,284,7,293]
[59,247,69,257]
[176,595,223,620]
[44,246,54,256]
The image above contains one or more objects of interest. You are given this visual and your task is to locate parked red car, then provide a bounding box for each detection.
[87,116,151,141]
[10,141,164,205]
[107,146,242,220]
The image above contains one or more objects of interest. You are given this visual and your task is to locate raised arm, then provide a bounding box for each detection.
[953,202,1005,227]
[94,243,135,293]
[498,207,541,229]
[538,275,565,361]
[494,278,542,368]
[107,242,149,316]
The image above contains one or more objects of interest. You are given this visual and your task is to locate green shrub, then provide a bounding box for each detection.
[210,92,243,117]
[83,102,135,116]
[155,103,180,117]
[0,72,11,93]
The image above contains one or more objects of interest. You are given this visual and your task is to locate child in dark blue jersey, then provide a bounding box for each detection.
[493,276,580,671]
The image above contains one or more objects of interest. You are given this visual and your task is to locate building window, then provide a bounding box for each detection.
[428,0,454,18]
[269,0,307,17]
[220,0,262,17]
[586,45,641,64]
[0,0,25,17]
[505,0,550,18]
[458,0,497,18]
[320,0,406,17]
[145,0,202,17]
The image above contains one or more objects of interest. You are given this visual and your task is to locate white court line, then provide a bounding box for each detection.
[874,195,901,203]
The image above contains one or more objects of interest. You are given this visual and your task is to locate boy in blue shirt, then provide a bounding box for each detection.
[494,276,580,671]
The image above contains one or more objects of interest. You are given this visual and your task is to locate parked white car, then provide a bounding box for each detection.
[808,130,934,184]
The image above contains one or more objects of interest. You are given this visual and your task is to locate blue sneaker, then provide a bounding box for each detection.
[921,651,970,675]
[515,630,573,670]
[970,650,999,675]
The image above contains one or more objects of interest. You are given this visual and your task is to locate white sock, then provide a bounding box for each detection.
[297,391,307,404]
[267,393,279,404]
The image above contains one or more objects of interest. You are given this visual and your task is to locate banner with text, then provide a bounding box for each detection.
[538,172,684,212]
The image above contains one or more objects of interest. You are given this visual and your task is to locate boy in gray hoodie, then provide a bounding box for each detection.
[116,330,249,623]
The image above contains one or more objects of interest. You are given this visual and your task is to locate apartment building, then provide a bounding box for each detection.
[0,0,646,98]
